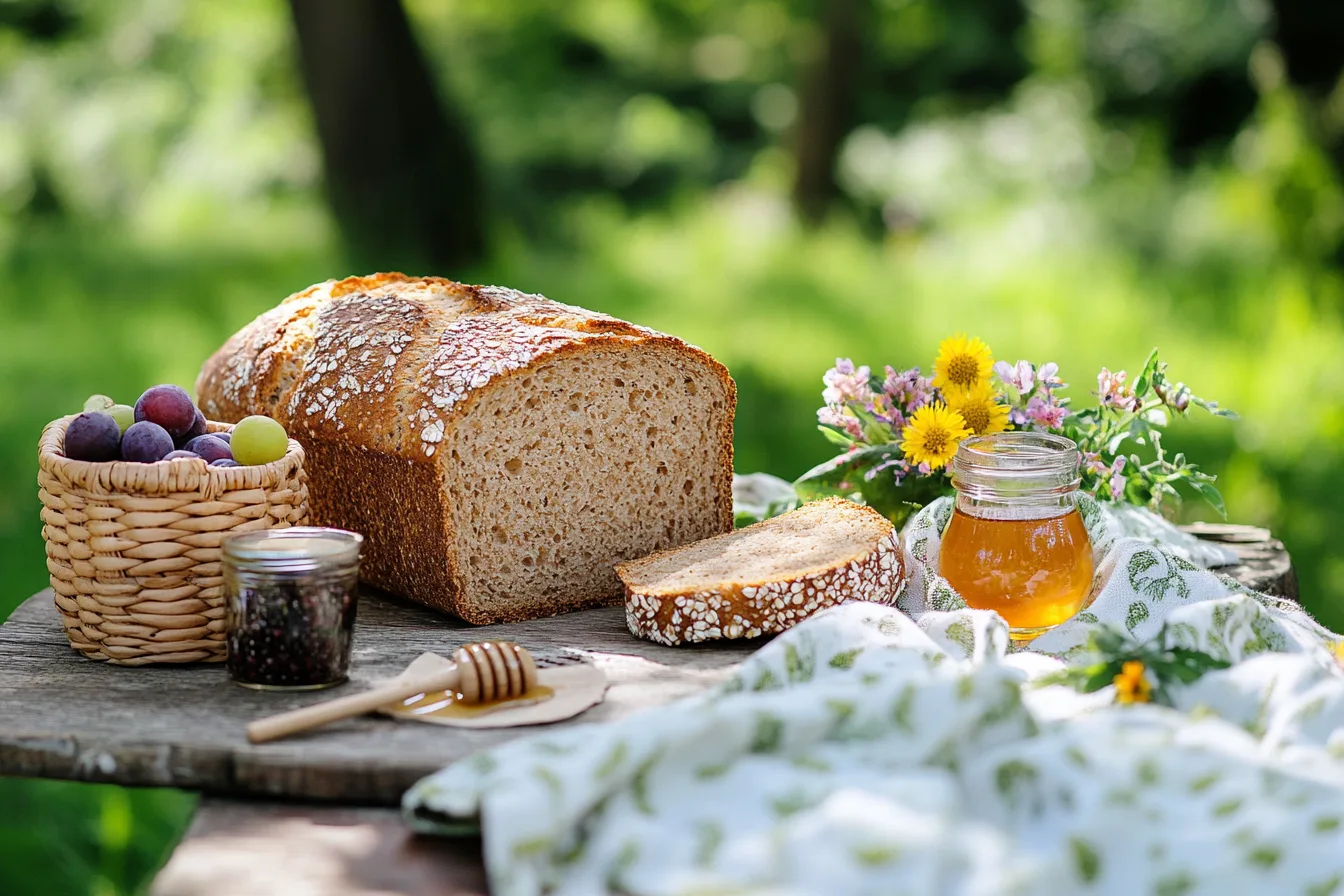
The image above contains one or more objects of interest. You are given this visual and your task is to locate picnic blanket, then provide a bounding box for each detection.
[404,498,1344,896]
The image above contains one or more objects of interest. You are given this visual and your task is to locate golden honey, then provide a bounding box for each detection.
[391,684,555,719]
[940,507,1092,639]
[943,432,1092,640]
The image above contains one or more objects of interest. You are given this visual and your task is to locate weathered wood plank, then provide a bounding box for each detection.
[0,527,1294,805]
[0,587,754,804]
[151,799,486,896]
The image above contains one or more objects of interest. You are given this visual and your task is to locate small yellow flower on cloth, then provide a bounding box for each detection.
[1113,660,1152,704]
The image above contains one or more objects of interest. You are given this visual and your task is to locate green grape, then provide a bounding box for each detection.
[108,404,135,434]
[231,415,289,465]
[83,394,115,413]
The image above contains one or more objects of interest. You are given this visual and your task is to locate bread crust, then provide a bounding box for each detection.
[617,499,906,645]
[197,273,736,622]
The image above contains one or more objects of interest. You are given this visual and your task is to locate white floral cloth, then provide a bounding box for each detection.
[404,498,1344,896]
[1099,501,1237,568]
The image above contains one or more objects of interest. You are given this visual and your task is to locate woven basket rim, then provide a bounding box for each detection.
[39,414,305,498]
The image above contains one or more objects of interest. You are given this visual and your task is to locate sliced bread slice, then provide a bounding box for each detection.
[617,497,906,645]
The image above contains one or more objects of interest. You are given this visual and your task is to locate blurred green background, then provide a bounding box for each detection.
[3,0,1344,892]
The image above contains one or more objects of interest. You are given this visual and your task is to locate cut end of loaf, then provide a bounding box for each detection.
[448,340,734,622]
[618,498,907,645]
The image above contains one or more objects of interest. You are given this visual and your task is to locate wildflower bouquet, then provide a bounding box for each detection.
[785,336,1236,528]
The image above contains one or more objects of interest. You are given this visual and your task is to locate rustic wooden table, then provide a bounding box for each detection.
[0,524,1296,894]
[0,590,756,803]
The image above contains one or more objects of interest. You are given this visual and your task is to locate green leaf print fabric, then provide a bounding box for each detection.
[404,498,1344,895]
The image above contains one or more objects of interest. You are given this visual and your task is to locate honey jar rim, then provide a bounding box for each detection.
[954,432,1079,469]
[951,433,1081,501]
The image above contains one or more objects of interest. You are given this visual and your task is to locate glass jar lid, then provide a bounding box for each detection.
[950,432,1081,504]
[223,526,363,575]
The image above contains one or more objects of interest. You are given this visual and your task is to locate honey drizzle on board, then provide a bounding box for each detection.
[939,506,1093,640]
[390,684,556,719]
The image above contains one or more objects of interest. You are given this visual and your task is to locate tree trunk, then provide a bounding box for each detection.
[791,0,867,224]
[288,0,486,272]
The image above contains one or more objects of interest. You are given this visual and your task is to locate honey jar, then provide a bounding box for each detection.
[941,433,1093,641]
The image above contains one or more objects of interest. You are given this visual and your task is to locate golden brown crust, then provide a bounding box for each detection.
[196,273,736,622]
[298,438,459,613]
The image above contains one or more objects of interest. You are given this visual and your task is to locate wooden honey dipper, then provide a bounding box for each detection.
[246,641,538,744]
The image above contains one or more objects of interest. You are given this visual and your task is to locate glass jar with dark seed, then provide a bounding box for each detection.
[223,527,363,691]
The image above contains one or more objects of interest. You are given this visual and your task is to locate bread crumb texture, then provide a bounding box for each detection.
[197,273,736,623]
[618,498,906,645]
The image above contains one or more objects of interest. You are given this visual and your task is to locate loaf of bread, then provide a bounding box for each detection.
[617,498,905,645]
[196,273,736,623]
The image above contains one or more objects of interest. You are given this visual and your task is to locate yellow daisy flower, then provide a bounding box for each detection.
[1113,660,1152,704]
[900,403,971,470]
[945,382,1010,436]
[932,334,994,392]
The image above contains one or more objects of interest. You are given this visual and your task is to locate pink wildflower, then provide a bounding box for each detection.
[1084,451,1110,478]
[867,394,905,431]
[1108,456,1127,501]
[994,360,1035,394]
[823,359,874,406]
[818,405,863,440]
[883,365,933,414]
[1026,395,1067,430]
[1097,368,1139,412]
[1036,362,1064,392]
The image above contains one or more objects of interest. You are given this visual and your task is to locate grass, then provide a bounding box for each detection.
[2,184,1343,892]
[0,782,196,896]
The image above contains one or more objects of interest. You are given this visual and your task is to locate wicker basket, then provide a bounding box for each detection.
[37,416,310,665]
